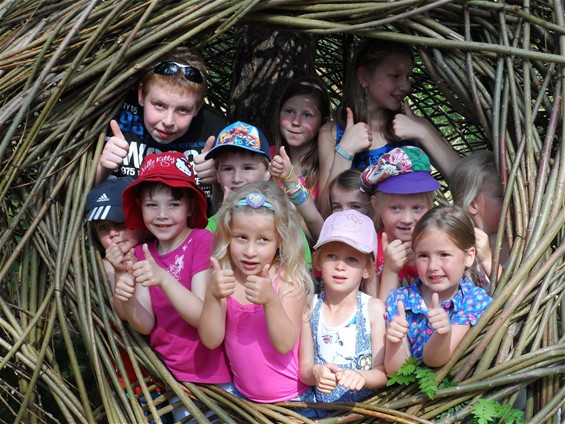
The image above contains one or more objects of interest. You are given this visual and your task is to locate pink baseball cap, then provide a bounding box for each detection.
[122,152,208,231]
[313,210,378,258]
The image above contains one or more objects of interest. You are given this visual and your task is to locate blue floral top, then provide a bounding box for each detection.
[384,276,492,360]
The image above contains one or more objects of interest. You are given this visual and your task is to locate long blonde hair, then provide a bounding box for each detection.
[214,181,314,303]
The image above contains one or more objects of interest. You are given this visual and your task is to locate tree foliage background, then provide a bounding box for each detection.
[0,1,563,423]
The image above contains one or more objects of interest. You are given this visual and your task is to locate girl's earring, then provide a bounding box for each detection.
[363,86,369,101]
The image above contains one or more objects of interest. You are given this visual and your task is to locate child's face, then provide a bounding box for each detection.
[470,174,503,236]
[279,94,323,150]
[92,220,145,251]
[139,186,194,251]
[229,210,279,280]
[138,81,201,145]
[331,185,371,216]
[216,153,270,193]
[379,193,430,242]
[415,230,475,303]
[358,52,412,112]
[316,242,371,294]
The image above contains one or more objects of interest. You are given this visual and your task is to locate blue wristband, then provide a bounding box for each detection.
[335,144,354,161]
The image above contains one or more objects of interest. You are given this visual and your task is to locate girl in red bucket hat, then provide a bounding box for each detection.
[115,151,232,391]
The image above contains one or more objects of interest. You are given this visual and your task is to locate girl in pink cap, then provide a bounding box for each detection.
[114,152,232,391]
[299,210,387,412]
[360,146,439,300]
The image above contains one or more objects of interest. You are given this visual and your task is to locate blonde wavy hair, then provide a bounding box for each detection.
[213,181,314,308]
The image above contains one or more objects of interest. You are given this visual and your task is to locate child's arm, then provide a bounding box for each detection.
[198,257,234,349]
[384,300,412,374]
[318,109,372,216]
[298,318,339,393]
[378,233,411,301]
[335,298,388,390]
[392,100,461,181]
[114,262,155,335]
[95,120,129,185]
[245,265,306,354]
[422,293,470,368]
[269,146,324,239]
[132,244,204,327]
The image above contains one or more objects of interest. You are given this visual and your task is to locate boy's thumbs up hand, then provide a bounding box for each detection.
[194,135,217,184]
[386,300,409,343]
[114,260,136,302]
[100,120,129,172]
[428,293,451,335]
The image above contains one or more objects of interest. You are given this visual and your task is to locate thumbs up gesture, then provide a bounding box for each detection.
[392,99,433,141]
[193,135,218,184]
[132,244,170,288]
[114,260,136,302]
[269,146,294,181]
[338,107,373,155]
[209,257,236,299]
[100,120,129,172]
[427,293,451,335]
[244,264,275,305]
[386,300,409,343]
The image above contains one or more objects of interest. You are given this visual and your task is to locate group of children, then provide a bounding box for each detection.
[85,38,506,418]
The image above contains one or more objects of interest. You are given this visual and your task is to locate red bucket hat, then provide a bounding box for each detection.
[122,152,208,231]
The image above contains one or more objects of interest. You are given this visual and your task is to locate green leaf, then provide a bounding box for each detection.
[415,367,438,399]
[472,399,501,424]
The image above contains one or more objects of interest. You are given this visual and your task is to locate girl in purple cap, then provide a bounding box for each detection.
[384,206,492,373]
[114,152,232,399]
[299,210,387,412]
[360,146,439,300]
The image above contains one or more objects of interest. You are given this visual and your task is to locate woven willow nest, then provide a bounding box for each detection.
[0,1,564,423]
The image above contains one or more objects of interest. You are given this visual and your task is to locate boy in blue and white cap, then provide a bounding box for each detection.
[205,121,312,268]
[85,176,150,317]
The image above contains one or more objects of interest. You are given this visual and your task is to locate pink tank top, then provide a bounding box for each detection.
[224,271,309,402]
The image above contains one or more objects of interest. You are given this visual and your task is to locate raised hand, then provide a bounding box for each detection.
[244,264,276,305]
[338,107,373,155]
[382,233,412,273]
[392,100,434,141]
[99,120,129,172]
[386,300,409,343]
[313,363,339,394]
[105,239,135,272]
[428,293,451,335]
[209,257,236,299]
[269,146,293,181]
[114,261,136,302]
[132,244,169,287]
[193,135,217,185]
[474,227,492,274]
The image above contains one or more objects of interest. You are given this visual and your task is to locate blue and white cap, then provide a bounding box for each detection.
[85,176,133,223]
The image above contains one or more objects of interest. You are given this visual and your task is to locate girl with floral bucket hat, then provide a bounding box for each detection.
[360,146,439,301]
[115,151,232,391]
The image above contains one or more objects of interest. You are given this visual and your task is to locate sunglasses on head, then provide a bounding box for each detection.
[153,61,204,84]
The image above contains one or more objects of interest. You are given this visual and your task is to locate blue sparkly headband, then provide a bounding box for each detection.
[235,193,275,211]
